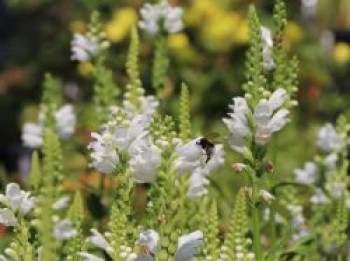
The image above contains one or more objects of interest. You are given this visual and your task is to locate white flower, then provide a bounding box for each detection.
[53,219,77,240]
[254,91,290,145]
[301,0,318,18]
[259,190,275,204]
[139,0,183,36]
[88,132,119,174]
[106,115,149,155]
[5,183,35,214]
[137,229,159,254]
[223,97,250,153]
[294,162,318,184]
[0,208,17,227]
[53,196,70,210]
[267,88,289,111]
[310,188,328,205]
[317,123,344,153]
[22,123,43,148]
[71,33,99,62]
[161,2,184,34]
[175,230,203,261]
[0,255,8,261]
[79,252,105,261]
[86,229,111,252]
[261,26,275,70]
[175,137,203,162]
[324,153,338,171]
[187,170,210,199]
[139,3,159,36]
[55,104,76,139]
[173,138,203,176]
[130,144,161,183]
[123,95,159,128]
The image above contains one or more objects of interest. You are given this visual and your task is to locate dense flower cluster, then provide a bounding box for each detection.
[0,183,35,227]
[139,0,183,36]
[223,88,290,153]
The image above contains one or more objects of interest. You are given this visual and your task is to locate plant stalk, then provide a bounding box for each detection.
[252,179,263,261]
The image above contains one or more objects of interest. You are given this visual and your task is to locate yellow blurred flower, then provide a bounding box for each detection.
[284,22,303,45]
[168,33,189,51]
[231,14,249,44]
[70,21,87,33]
[185,0,221,26]
[78,62,94,77]
[333,43,350,64]
[105,8,138,43]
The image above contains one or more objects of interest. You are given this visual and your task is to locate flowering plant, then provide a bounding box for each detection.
[0,0,349,260]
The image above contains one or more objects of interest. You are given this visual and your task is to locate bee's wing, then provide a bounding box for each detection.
[204,132,220,140]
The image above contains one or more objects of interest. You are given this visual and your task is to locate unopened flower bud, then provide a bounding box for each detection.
[259,190,275,204]
[264,160,274,173]
[232,163,247,174]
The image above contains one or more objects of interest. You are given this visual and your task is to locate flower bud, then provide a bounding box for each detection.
[259,190,275,204]
[232,163,247,174]
[264,160,274,173]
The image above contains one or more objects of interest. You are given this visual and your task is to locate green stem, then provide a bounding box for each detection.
[337,251,342,261]
[252,179,263,261]
[269,202,277,246]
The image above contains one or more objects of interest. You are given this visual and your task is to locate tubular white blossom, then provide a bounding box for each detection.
[187,170,210,199]
[130,144,161,183]
[310,188,328,205]
[139,0,183,36]
[5,183,35,215]
[254,89,290,145]
[88,132,119,174]
[261,26,275,70]
[0,208,18,227]
[53,219,77,240]
[123,95,159,128]
[71,33,99,62]
[86,229,111,252]
[294,162,318,184]
[324,153,338,171]
[53,196,70,210]
[223,97,250,153]
[175,230,203,261]
[267,88,289,111]
[22,123,43,148]
[55,104,76,139]
[137,229,159,254]
[317,123,344,153]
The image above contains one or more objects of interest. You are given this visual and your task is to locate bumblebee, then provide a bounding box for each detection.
[196,133,219,163]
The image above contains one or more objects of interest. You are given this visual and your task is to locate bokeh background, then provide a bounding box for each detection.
[0,0,349,228]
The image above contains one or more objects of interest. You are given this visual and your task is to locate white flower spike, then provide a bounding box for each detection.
[139,0,183,36]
